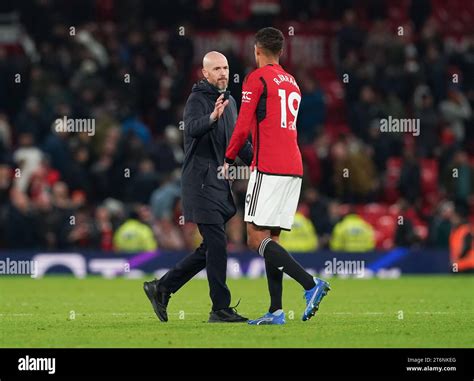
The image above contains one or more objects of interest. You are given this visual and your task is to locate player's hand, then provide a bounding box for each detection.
[210,94,229,121]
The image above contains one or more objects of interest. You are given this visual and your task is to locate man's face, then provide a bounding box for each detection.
[203,56,229,90]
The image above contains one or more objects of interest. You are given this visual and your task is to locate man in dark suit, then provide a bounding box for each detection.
[144,51,252,323]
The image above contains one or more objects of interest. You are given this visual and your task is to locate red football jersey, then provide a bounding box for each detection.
[225,63,303,176]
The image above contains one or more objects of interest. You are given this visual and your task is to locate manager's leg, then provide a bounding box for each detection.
[198,223,231,311]
[159,242,207,294]
[144,240,207,322]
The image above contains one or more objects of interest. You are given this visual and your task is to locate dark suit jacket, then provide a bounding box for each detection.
[182,79,253,224]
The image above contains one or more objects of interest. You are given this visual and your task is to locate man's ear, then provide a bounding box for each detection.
[202,68,208,79]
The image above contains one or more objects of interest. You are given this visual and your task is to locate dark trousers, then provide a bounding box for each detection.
[158,223,231,311]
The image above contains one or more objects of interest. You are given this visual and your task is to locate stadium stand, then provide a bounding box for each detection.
[0,0,472,251]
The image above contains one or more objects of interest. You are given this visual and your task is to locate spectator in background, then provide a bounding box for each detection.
[150,172,181,221]
[0,113,12,155]
[410,0,432,32]
[14,97,50,143]
[394,200,419,247]
[423,42,446,104]
[34,191,59,250]
[91,206,114,252]
[149,125,183,176]
[441,150,473,207]
[279,210,318,253]
[398,148,421,205]
[301,132,330,188]
[113,208,157,253]
[413,84,439,157]
[337,9,365,61]
[0,162,13,207]
[64,144,92,195]
[4,189,40,249]
[51,181,72,212]
[121,113,152,145]
[154,217,185,251]
[349,85,383,141]
[13,132,43,192]
[439,85,472,143]
[367,123,394,173]
[297,75,325,144]
[90,127,121,202]
[41,124,72,179]
[59,207,95,250]
[330,209,375,252]
[305,188,335,248]
[332,137,378,202]
[125,158,159,204]
[428,200,454,248]
[449,203,474,273]
[27,157,60,202]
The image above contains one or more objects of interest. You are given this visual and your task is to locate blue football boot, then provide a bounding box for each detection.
[248,311,286,325]
[302,277,330,321]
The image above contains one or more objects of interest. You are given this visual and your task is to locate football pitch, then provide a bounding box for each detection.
[0,275,473,348]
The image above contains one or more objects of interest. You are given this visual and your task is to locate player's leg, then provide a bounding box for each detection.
[244,171,314,289]
[143,240,207,322]
[247,225,285,325]
[247,222,315,291]
[265,228,283,313]
[248,222,330,322]
[245,172,330,321]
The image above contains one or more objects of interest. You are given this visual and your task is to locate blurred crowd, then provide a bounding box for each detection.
[0,0,473,252]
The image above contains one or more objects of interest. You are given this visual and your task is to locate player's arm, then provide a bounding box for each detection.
[183,94,216,138]
[237,139,253,166]
[225,73,262,164]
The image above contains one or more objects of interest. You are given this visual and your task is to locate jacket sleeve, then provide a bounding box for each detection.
[184,94,215,138]
[237,139,253,166]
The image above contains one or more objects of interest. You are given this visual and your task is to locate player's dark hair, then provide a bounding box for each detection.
[255,27,284,56]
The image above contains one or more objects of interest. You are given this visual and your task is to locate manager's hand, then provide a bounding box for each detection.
[210,94,229,122]
[221,161,233,181]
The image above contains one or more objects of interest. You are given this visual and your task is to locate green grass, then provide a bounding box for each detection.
[0,275,473,348]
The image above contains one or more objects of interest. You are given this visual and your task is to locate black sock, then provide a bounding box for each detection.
[265,258,283,313]
[259,238,315,290]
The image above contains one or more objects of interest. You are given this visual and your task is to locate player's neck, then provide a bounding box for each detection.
[258,57,279,68]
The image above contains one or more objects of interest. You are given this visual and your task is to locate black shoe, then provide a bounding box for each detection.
[143,279,171,322]
[208,302,248,323]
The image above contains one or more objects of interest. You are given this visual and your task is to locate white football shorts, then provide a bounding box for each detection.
[244,170,302,231]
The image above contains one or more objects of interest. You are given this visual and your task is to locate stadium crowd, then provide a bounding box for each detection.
[0,0,473,253]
